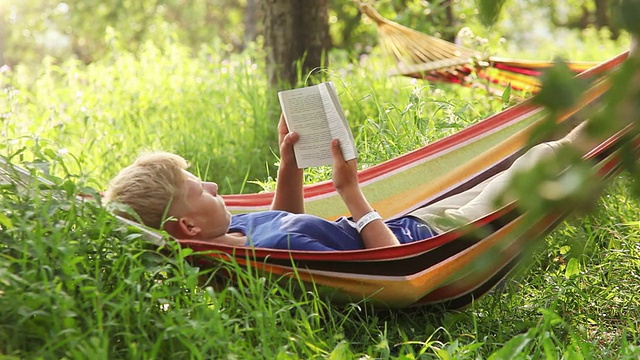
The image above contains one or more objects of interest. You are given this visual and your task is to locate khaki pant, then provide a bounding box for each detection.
[409,141,563,233]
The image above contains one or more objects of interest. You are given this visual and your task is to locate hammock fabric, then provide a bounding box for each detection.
[179,51,637,309]
[1,53,635,310]
[357,3,598,95]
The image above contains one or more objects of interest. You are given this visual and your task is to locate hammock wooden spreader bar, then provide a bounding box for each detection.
[357,3,477,71]
[180,52,634,309]
[357,2,600,94]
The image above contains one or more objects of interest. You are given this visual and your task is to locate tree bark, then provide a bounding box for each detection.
[593,0,620,39]
[594,0,609,29]
[262,0,329,89]
[442,0,456,42]
[0,5,6,65]
[244,0,260,44]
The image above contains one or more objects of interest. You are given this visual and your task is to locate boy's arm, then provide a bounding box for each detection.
[270,114,305,213]
[331,140,401,249]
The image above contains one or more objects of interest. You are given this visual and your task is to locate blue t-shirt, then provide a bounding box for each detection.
[228,210,437,251]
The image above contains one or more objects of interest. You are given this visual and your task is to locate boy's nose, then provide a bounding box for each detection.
[203,182,218,196]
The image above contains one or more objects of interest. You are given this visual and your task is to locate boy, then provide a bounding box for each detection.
[104,115,590,250]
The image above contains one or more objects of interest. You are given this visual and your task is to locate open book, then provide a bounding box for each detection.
[277,82,357,168]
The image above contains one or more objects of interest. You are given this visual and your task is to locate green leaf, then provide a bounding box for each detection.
[477,0,507,26]
[623,221,640,227]
[541,332,558,359]
[434,348,452,360]
[558,246,571,255]
[539,308,564,326]
[564,258,581,278]
[0,212,13,229]
[328,341,353,359]
[564,344,586,360]
[501,84,512,104]
[614,0,640,35]
[179,247,194,258]
[488,329,534,360]
[533,59,587,113]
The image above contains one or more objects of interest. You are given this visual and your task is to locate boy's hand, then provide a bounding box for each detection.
[331,139,401,249]
[278,114,299,169]
[331,139,359,194]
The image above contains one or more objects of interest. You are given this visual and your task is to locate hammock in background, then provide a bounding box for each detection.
[357,3,599,95]
[1,52,635,310]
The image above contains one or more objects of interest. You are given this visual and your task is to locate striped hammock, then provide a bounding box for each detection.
[179,52,636,309]
[357,3,599,95]
[1,52,635,309]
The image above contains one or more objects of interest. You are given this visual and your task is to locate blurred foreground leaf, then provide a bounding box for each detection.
[477,0,507,26]
[533,59,588,113]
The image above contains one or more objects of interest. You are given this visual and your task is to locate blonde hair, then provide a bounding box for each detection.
[104,152,189,229]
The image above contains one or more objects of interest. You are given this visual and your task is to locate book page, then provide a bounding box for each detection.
[278,82,356,168]
[318,83,357,161]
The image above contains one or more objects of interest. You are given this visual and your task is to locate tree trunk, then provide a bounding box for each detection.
[594,0,609,29]
[593,0,620,39]
[0,5,6,66]
[262,0,329,89]
[442,0,456,42]
[244,0,260,44]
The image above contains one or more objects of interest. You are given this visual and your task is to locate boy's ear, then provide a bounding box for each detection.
[176,216,201,237]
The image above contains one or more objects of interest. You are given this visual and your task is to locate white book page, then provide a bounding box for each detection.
[278,82,356,168]
[318,82,357,161]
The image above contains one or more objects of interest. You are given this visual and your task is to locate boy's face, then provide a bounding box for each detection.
[174,170,231,239]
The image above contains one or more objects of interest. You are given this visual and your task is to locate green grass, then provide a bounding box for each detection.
[0,37,503,193]
[1,33,638,358]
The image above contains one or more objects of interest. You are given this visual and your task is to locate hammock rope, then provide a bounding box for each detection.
[357,2,599,94]
[357,2,478,71]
